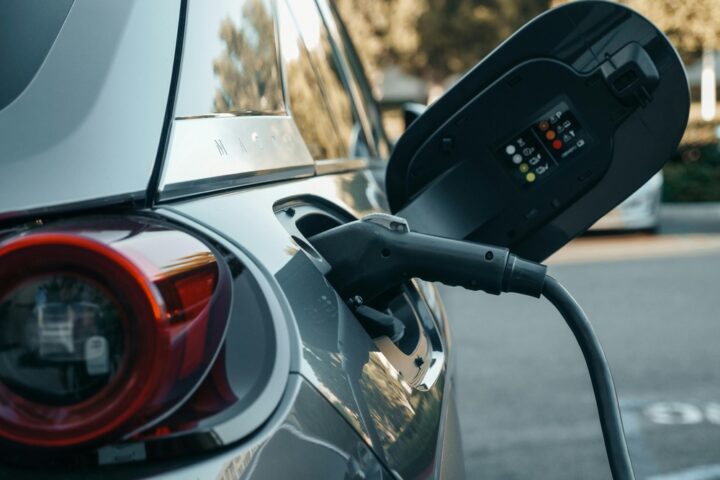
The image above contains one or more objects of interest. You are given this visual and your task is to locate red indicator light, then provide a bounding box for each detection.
[552,139,563,150]
[545,130,556,140]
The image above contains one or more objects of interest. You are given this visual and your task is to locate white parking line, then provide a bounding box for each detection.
[647,464,720,480]
[644,402,720,426]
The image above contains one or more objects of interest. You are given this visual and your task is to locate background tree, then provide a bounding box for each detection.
[333,0,423,84]
[337,0,720,83]
[336,0,550,86]
[413,0,549,84]
[213,0,284,113]
[550,0,720,61]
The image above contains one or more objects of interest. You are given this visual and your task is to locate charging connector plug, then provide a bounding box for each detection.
[309,213,546,302]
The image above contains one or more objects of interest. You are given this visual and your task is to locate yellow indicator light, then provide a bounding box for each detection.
[519,163,529,173]
[526,172,536,183]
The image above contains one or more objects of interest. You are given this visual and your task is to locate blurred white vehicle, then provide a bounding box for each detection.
[591,172,663,232]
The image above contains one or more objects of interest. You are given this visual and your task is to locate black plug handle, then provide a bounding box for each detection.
[310,218,546,301]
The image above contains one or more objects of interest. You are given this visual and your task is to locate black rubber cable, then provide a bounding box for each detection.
[542,275,635,480]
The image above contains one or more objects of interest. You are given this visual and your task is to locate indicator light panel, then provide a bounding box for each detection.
[496,101,590,186]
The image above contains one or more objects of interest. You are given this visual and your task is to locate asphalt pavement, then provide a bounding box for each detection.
[443,204,720,479]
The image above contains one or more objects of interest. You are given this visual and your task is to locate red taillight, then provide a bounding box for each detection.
[0,217,231,448]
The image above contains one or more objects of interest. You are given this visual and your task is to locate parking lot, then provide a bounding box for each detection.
[444,204,720,479]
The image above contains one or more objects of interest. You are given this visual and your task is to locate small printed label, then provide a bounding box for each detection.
[85,336,109,376]
[98,443,147,465]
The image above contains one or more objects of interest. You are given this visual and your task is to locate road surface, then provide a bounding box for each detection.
[445,204,720,479]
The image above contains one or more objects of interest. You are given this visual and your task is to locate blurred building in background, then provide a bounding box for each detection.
[335,0,720,202]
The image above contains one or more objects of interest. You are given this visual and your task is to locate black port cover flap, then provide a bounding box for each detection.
[386,1,689,261]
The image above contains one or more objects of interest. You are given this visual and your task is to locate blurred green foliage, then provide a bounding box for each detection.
[665,145,720,202]
[337,0,720,84]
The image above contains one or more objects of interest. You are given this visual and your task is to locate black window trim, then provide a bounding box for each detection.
[313,0,380,159]
[319,0,391,158]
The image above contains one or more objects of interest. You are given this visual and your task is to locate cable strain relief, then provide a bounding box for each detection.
[502,254,547,297]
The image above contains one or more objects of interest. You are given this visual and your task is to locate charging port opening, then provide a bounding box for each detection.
[274,198,445,390]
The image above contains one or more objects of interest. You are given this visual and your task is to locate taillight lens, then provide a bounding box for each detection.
[0,217,231,448]
[0,274,126,405]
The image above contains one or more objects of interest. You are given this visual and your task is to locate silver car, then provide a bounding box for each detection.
[591,172,664,232]
[0,0,462,478]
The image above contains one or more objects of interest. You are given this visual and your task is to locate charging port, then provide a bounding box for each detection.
[274,199,445,390]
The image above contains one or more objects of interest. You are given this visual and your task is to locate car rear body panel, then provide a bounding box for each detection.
[0,0,181,218]
[0,0,465,476]
[0,375,395,479]
[159,170,463,478]
[0,171,464,479]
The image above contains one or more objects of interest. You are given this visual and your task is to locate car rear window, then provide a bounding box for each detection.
[174,0,285,118]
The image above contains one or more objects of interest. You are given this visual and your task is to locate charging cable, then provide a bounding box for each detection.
[310,213,635,480]
[542,276,634,480]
